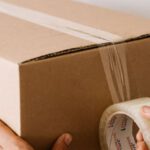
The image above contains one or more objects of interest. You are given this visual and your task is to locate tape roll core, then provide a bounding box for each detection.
[99,97,150,150]
[105,113,137,150]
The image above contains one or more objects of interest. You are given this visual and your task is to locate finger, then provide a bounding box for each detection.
[0,145,3,150]
[0,120,18,147]
[136,130,144,142]
[52,133,72,150]
[141,106,150,119]
[137,141,148,150]
[0,120,33,150]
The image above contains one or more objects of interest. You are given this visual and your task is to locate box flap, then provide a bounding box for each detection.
[0,12,93,63]
[0,0,150,64]
[3,0,150,37]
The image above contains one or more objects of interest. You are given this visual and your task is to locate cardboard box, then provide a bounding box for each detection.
[0,0,150,149]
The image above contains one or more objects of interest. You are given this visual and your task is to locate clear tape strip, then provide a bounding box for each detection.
[99,43,131,103]
[98,36,132,149]
[0,1,130,102]
[0,1,122,44]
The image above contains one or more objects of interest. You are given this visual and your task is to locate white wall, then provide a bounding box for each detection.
[78,0,150,19]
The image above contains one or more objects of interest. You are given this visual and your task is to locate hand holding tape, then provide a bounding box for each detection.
[99,97,150,150]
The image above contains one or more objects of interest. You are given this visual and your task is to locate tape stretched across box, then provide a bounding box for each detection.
[0,0,150,149]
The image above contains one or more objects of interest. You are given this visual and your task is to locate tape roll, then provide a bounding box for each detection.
[99,97,150,150]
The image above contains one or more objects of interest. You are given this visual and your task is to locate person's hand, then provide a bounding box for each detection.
[0,121,72,150]
[136,106,150,150]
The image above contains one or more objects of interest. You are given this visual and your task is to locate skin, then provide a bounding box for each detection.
[0,121,72,150]
[0,106,150,150]
[136,106,150,150]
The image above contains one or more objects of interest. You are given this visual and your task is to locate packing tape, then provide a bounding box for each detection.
[0,1,129,102]
[0,1,129,103]
[99,97,150,150]
[0,1,122,44]
[99,43,130,103]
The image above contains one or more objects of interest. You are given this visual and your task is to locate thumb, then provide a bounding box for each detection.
[141,106,150,119]
[52,133,72,150]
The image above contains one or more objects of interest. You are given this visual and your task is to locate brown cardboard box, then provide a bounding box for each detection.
[0,0,150,150]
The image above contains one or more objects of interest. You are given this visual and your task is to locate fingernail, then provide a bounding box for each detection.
[143,106,150,114]
[64,134,72,146]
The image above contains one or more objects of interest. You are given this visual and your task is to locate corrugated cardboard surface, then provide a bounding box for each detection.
[20,48,112,149]
[0,0,149,63]
[3,0,150,38]
[0,0,149,150]
[19,37,150,150]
